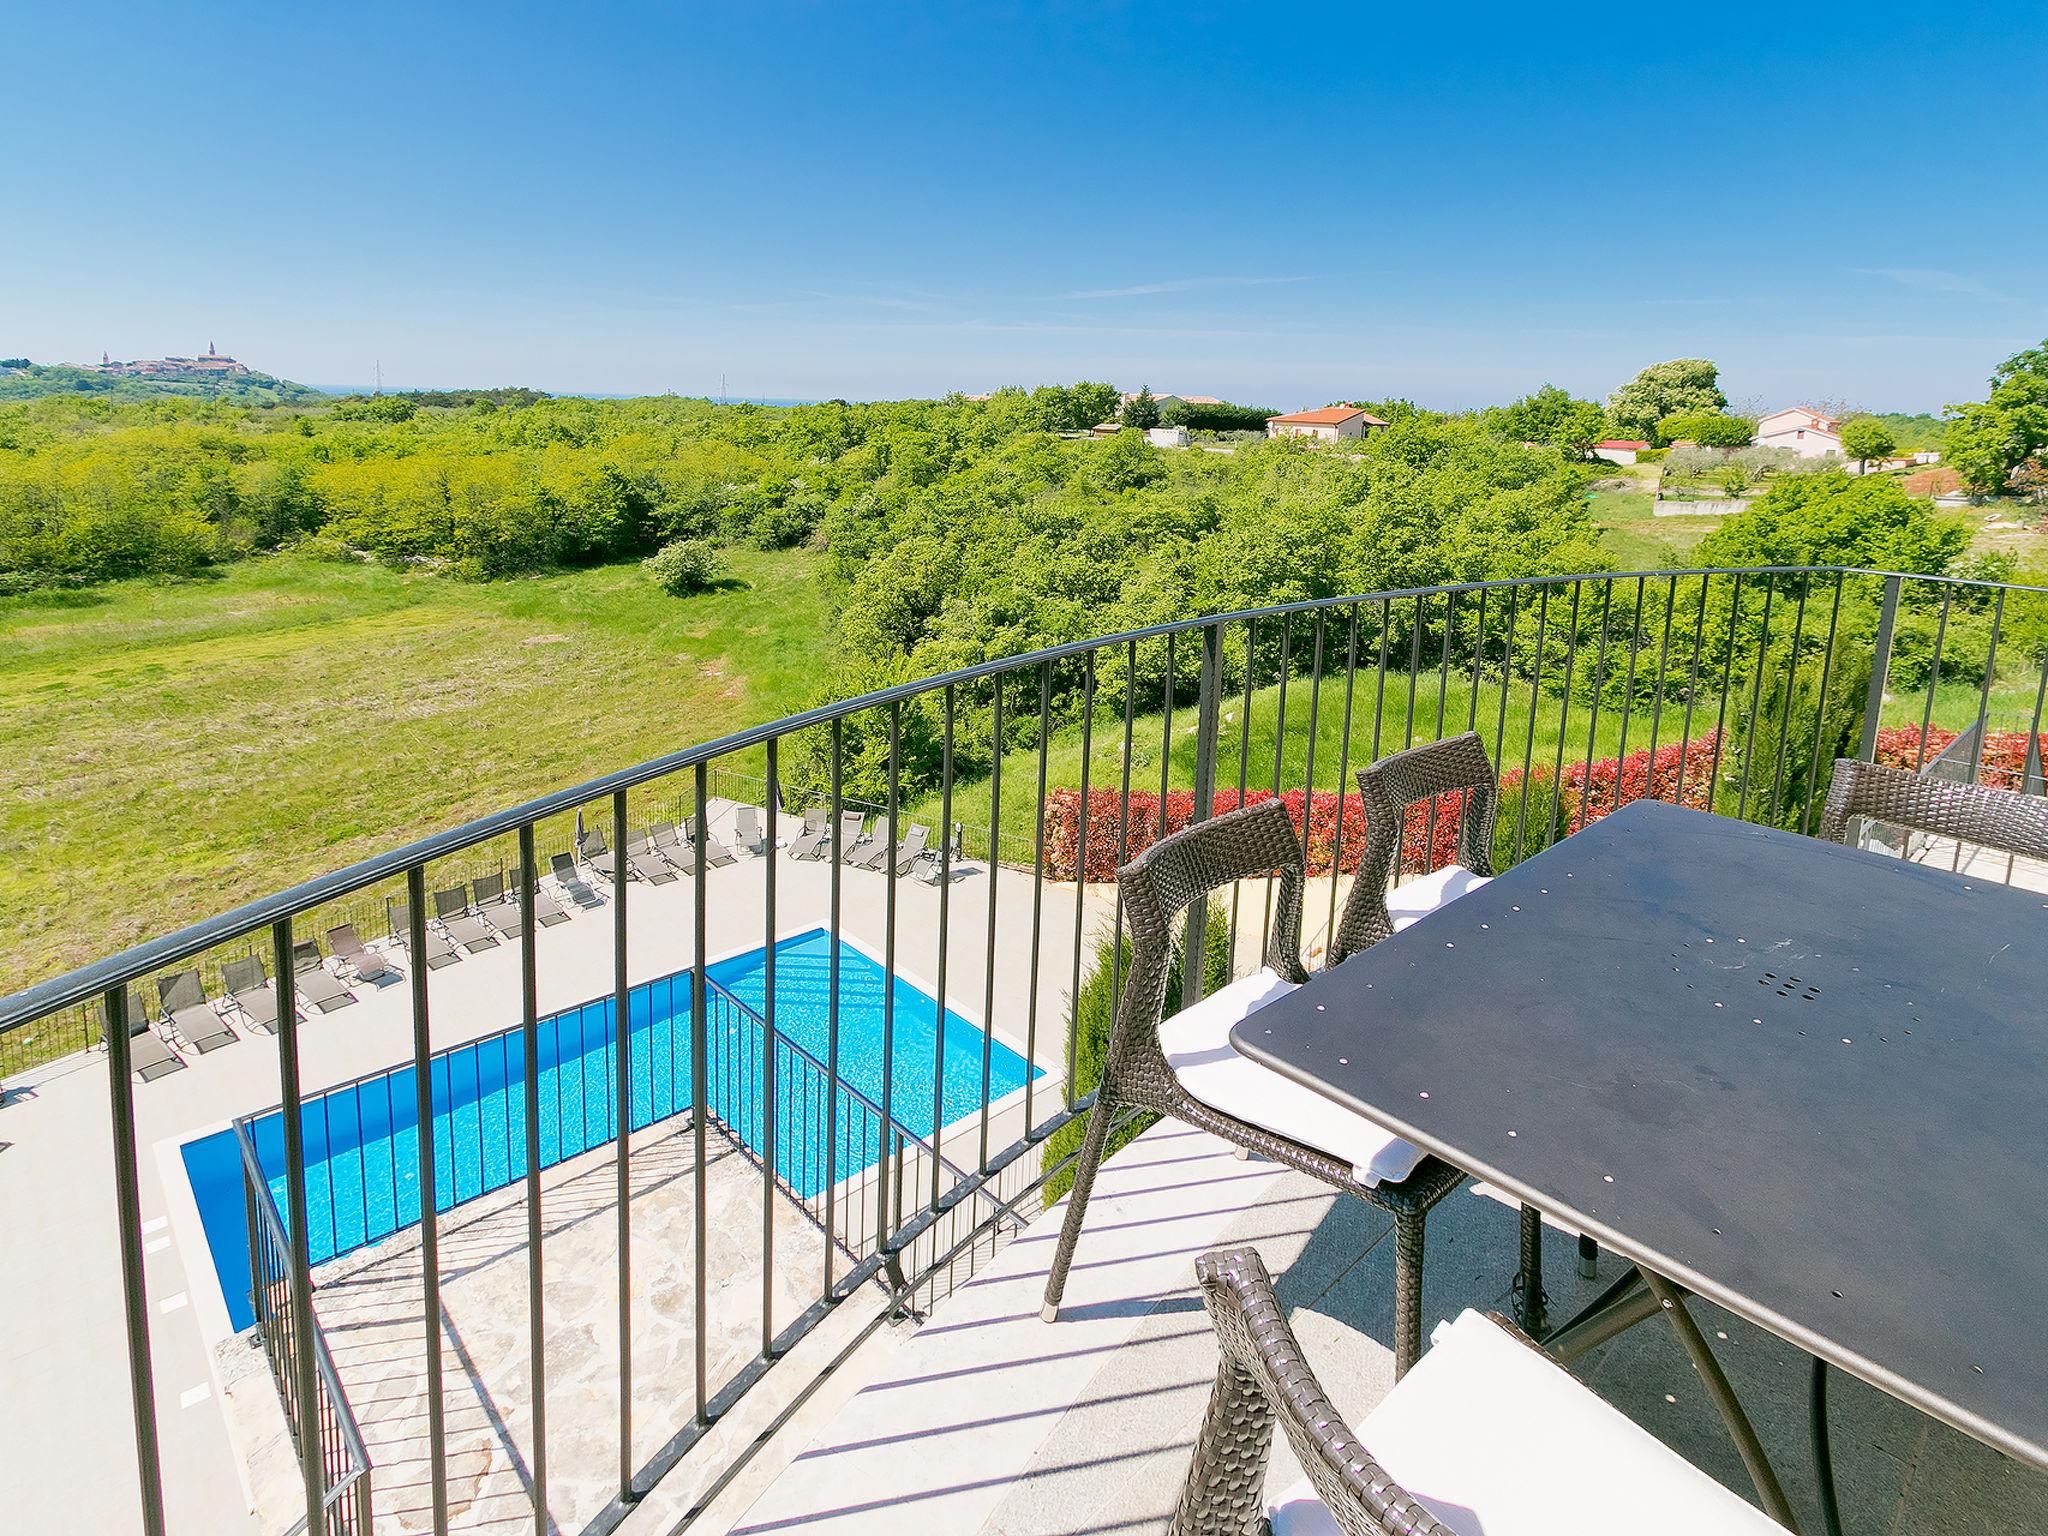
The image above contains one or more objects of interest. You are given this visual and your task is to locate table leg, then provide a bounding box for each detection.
[1811,1358,1845,1536]
[1541,1263,1656,1362]
[1512,1202,1548,1336]
[1638,1269,1799,1531]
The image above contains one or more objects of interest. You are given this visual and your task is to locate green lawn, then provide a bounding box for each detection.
[1587,481,1725,570]
[0,550,834,1002]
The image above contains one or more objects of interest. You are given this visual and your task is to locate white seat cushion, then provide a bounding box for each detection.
[1387,863,1490,932]
[1267,1309,1782,1536]
[1156,969,1426,1187]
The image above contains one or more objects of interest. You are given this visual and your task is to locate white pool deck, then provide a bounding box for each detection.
[0,807,1120,1536]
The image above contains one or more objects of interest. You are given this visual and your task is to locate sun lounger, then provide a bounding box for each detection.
[650,822,696,874]
[549,852,606,908]
[159,970,236,1053]
[691,822,738,867]
[327,924,398,984]
[388,897,462,968]
[624,829,678,884]
[292,940,357,1012]
[220,955,281,1033]
[847,823,894,870]
[893,822,933,875]
[433,885,501,952]
[785,809,830,860]
[513,866,569,924]
[822,810,867,863]
[579,829,621,882]
[101,991,185,1081]
[733,805,767,857]
[476,870,565,932]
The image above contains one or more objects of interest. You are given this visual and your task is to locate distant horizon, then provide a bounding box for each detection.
[6,3,2043,414]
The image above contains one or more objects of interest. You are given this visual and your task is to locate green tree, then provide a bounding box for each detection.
[1121,386,1162,430]
[1608,359,1728,442]
[1697,470,1966,574]
[1837,417,1897,472]
[1655,408,1755,448]
[1943,339,2048,495]
[1486,384,1609,453]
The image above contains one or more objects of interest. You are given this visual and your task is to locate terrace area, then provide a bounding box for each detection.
[4,567,2048,1536]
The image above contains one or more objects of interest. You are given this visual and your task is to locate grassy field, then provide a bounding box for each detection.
[0,550,833,1000]
[1585,463,1727,570]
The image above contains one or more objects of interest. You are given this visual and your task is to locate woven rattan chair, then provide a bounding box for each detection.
[1820,756,2048,860]
[1038,798,1462,1375]
[1328,732,1500,967]
[1327,733,1566,1324]
[1172,1246,1782,1536]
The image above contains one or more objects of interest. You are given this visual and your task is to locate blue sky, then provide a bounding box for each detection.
[4,2,2044,410]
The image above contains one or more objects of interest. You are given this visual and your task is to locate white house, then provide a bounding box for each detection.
[1592,438,1650,466]
[1266,405,1387,442]
[1754,407,1843,459]
[1146,425,1190,449]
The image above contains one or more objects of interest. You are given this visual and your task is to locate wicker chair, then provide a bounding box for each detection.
[1172,1247,1783,1536]
[1038,798,1463,1376]
[1820,756,2048,860]
[1327,732,1499,967]
[1326,733,1565,1324]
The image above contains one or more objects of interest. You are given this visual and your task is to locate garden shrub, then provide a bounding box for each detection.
[643,538,726,595]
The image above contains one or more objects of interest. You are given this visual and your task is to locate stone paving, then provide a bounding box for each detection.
[311,1116,830,1535]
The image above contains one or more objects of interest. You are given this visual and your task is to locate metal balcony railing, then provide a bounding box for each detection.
[3,565,2047,1536]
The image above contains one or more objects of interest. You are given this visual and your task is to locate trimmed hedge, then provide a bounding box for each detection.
[1040,731,1724,884]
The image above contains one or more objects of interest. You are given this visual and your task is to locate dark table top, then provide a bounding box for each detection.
[1232,798,2048,1469]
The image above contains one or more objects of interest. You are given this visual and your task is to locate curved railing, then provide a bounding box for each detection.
[6,564,2047,1536]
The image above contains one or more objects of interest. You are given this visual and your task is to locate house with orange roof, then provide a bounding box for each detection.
[1265,404,1388,442]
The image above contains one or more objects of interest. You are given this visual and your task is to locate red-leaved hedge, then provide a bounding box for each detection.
[1872,725,2042,793]
[1041,730,1723,883]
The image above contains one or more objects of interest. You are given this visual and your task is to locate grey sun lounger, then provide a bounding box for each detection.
[326,924,398,984]
[159,970,237,1054]
[220,955,281,1033]
[292,940,357,1012]
[784,809,830,860]
[650,822,696,875]
[549,852,606,908]
[389,897,462,967]
[102,991,185,1082]
[692,823,737,868]
[819,810,867,863]
[847,824,894,870]
[579,830,621,882]
[890,823,933,875]
[433,885,501,952]
[625,830,678,884]
[734,805,767,856]
[476,870,566,932]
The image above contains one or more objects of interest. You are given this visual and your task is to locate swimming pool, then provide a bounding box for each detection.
[181,928,1037,1329]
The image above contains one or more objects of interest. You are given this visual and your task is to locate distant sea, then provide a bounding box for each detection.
[307,385,820,406]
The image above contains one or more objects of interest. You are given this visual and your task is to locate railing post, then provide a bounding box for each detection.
[272,917,327,1536]
[104,985,168,1536]
[407,863,450,1536]
[1181,622,1225,1005]
[1857,574,1902,763]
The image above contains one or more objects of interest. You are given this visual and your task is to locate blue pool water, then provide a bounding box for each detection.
[181,928,1036,1329]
